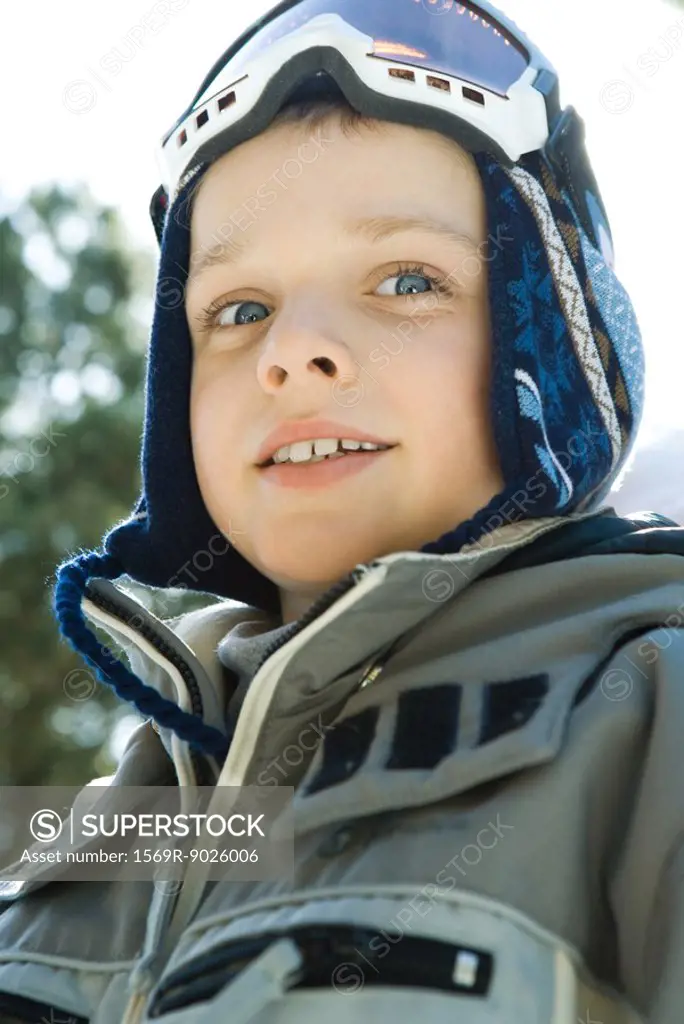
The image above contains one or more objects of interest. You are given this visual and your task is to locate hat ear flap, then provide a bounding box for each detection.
[461,150,643,524]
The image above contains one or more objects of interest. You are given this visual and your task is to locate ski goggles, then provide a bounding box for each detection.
[150,0,608,251]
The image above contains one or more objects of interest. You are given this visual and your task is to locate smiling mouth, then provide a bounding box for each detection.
[259,440,395,468]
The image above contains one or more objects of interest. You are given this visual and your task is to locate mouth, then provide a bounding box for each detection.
[256,441,397,490]
[257,438,396,468]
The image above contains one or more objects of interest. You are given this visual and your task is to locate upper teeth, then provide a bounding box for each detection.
[271,438,388,464]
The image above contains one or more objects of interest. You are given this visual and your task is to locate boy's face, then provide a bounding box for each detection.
[186,116,503,621]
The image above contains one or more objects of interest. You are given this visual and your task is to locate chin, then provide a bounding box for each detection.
[254,534,375,590]
[266,552,357,590]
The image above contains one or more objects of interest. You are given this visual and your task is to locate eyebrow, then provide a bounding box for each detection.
[345,214,479,251]
[188,213,479,282]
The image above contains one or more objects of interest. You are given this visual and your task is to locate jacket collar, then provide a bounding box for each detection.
[81,509,611,755]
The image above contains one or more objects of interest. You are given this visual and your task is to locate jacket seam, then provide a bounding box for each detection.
[0,953,138,971]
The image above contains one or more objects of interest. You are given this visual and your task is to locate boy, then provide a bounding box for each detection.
[2,1,684,1022]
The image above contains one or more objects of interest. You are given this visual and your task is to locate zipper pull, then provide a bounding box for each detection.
[356,644,394,691]
[352,564,374,583]
[358,659,385,691]
[356,629,403,693]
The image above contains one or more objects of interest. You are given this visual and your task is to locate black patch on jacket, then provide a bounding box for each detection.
[305,707,379,794]
[386,684,462,770]
[478,674,549,745]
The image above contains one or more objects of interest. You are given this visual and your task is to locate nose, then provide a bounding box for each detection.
[255,303,359,395]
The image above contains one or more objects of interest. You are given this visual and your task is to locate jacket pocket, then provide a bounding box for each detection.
[0,879,151,1024]
[0,990,88,1023]
[145,923,494,1019]
[282,670,577,839]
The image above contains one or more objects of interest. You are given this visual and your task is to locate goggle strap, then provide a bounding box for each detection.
[150,185,169,247]
[544,106,611,251]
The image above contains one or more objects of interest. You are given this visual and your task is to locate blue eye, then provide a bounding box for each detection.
[219,300,269,327]
[377,270,433,296]
[376,263,452,299]
[196,262,452,333]
[194,297,270,332]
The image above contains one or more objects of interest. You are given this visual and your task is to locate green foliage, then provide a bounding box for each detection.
[0,184,155,784]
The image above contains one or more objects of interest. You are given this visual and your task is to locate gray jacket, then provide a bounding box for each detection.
[2,506,684,1024]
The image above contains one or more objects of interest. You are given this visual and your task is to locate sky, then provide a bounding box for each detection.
[2,0,683,453]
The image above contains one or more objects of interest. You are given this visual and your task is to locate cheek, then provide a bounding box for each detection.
[189,371,236,483]
[393,311,493,461]
[396,310,491,412]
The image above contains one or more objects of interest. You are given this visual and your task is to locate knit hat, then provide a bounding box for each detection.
[53,78,644,760]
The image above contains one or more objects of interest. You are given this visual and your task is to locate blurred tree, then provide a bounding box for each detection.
[0,183,156,785]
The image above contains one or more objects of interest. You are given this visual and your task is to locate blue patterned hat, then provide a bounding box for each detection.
[52,105,644,758]
[467,149,643,527]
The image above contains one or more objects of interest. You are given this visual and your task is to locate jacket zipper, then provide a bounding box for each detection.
[161,564,385,952]
[252,565,370,675]
[119,512,606,1013]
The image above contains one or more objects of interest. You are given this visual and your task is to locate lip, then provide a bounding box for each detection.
[259,446,394,489]
[255,418,396,467]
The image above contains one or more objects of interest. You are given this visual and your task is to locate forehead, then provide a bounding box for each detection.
[187,117,485,263]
